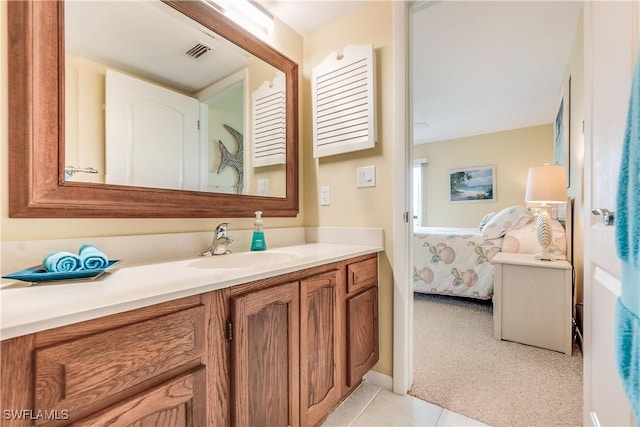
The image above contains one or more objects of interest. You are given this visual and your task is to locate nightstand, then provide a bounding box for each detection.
[492,252,573,354]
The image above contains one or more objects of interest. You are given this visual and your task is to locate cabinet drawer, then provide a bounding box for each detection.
[347,257,377,294]
[34,306,205,420]
[72,367,206,427]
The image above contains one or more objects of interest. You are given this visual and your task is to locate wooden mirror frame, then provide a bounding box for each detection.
[8,0,298,218]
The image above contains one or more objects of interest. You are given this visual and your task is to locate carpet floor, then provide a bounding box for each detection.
[409,293,583,427]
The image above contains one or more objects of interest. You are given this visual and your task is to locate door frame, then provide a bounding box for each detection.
[392,0,413,394]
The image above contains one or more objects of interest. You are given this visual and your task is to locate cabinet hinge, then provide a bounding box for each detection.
[197,120,200,130]
[226,319,233,341]
[403,211,410,223]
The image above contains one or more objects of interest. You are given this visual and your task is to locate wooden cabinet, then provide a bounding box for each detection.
[0,296,207,427]
[229,266,342,427]
[34,306,204,418]
[229,255,379,426]
[344,256,379,391]
[0,254,378,427]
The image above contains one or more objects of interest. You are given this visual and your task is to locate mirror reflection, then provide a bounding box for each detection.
[64,0,286,197]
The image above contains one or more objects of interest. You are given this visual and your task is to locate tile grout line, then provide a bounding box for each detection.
[349,384,384,426]
[434,408,447,427]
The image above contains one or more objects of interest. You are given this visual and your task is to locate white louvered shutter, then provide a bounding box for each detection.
[312,44,377,158]
[252,73,286,167]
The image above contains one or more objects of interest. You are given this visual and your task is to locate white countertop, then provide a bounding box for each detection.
[0,243,382,340]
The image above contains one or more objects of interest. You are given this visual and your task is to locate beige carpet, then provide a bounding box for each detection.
[409,293,583,427]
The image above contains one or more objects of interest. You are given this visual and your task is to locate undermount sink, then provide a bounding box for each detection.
[187,250,302,269]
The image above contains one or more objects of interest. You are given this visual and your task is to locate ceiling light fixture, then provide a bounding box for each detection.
[208,0,274,37]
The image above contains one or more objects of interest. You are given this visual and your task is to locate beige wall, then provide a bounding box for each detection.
[302,1,395,376]
[413,124,554,228]
[0,4,304,242]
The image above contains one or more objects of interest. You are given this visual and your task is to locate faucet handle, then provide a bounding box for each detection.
[215,222,230,238]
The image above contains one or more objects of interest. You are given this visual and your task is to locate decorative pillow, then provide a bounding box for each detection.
[478,212,496,233]
[550,219,567,254]
[501,217,567,254]
[481,206,533,239]
[502,223,542,254]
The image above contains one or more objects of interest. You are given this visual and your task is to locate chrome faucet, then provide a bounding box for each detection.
[201,223,234,256]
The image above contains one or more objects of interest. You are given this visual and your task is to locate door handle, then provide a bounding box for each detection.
[592,208,614,226]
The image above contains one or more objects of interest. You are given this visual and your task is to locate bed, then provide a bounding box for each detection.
[413,205,569,300]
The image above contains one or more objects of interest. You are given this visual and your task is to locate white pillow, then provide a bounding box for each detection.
[478,212,496,233]
[550,218,568,254]
[481,206,533,239]
[501,223,542,254]
[501,217,567,254]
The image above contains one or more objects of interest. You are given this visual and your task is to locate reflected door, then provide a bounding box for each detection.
[105,69,204,190]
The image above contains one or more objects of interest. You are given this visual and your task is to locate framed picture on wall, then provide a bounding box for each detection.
[554,75,571,187]
[449,165,496,202]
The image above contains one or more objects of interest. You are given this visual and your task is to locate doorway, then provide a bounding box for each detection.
[394,2,580,424]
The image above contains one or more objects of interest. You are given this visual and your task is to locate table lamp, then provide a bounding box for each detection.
[525,164,568,260]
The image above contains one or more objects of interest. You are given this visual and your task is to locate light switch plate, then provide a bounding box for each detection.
[356,165,376,188]
[320,186,331,206]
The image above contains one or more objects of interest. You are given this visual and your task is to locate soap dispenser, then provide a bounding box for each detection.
[250,211,267,251]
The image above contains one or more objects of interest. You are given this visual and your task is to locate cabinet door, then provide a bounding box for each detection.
[300,270,340,427]
[72,368,206,427]
[346,287,379,387]
[230,282,300,427]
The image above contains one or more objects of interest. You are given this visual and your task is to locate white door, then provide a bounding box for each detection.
[583,2,636,426]
[105,69,202,191]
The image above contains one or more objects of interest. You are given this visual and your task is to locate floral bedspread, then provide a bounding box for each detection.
[412,227,502,300]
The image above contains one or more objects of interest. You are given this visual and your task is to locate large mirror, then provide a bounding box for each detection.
[8,0,299,218]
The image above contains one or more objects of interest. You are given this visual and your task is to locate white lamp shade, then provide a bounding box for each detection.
[525,164,568,204]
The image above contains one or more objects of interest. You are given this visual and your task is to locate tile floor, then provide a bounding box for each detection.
[322,382,488,427]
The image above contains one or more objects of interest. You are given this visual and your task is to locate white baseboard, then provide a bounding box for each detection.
[364,370,393,391]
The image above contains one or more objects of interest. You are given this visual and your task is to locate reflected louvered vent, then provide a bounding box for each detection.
[312,44,377,158]
[185,42,212,59]
[252,73,286,167]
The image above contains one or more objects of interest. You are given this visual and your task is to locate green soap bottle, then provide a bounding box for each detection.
[250,211,267,251]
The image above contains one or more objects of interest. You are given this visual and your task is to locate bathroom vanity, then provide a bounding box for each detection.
[6,0,382,423]
[0,244,380,427]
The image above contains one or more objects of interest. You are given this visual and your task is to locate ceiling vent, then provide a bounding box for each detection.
[185,42,212,59]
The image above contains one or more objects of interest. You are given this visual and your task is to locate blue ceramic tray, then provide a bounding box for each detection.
[2,260,120,283]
